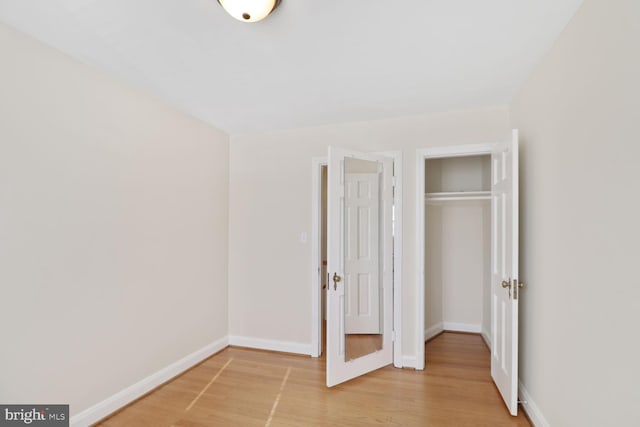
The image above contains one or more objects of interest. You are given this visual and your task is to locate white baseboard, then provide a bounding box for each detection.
[402,356,417,368]
[70,336,229,427]
[424,322,444,342]
[423,322,482,342]
[228,335,311,356]
[481,329,492,349]
[518,380,550,427]
[442,322,482,333]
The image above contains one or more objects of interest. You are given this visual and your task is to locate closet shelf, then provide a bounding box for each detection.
[425,191,491,203]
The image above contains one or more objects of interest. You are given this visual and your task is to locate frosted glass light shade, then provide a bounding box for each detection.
[218,0,281,23]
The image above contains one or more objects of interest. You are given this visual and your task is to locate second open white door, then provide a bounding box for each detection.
[326,147,393,387]
[491,130,520,415]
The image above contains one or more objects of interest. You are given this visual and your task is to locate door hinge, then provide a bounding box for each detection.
[513,278,525,300]
[391,330,396,342]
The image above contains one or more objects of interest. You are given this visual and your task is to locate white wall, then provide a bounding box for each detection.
[228,107,509,358]
[481,202,491,342]
[510,0,640,425]
[425,201,490,336]
[425,205,443,333]
[0,23,229,418]
[440,203,486,329]
[425,156,491,193]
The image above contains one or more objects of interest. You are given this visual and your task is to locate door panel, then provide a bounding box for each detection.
[326,147,393,387]
[491,130,519,415]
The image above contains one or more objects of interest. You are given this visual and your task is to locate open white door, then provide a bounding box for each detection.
[491,130,520,415]
[326,147,393,387]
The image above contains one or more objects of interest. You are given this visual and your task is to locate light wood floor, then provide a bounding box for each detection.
[97,333,531,426]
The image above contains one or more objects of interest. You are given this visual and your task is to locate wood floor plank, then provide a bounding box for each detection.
[96,333,530,426]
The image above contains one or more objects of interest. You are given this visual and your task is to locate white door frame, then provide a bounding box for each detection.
[415,143,496,370]
[312,151,403,368]
[311,157,327,358]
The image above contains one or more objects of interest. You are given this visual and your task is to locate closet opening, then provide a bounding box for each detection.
[424,155,492,351]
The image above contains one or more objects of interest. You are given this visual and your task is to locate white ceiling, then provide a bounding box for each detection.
[0,0,583,133]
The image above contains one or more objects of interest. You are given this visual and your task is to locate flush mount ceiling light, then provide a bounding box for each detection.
[217,0,282,23]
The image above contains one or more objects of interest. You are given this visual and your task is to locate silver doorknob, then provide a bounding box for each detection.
[501,279,512,298]
[332,272,341,290]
